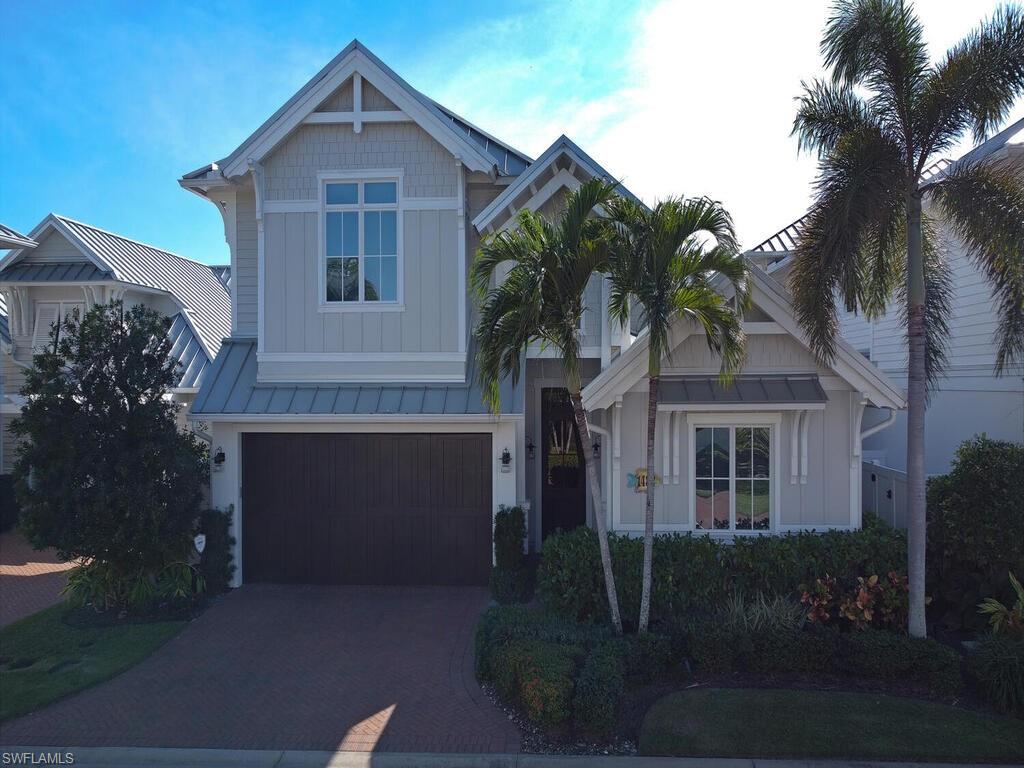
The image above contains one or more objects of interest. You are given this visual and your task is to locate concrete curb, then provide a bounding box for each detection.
[0,747,1010,768]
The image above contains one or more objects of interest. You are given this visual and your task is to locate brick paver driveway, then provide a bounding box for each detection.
[0,533,75,627]
[0,584,521,753]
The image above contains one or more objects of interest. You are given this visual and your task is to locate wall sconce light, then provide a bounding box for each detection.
[592,439,601,460]
[213,446,226,472]
[500,447,512,473]
[527,440,536,460]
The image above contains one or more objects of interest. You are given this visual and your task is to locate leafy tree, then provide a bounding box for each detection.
[11,300,208,612]
[472,178,625,633]
[790,0,1024,636]
[606,196,749,632]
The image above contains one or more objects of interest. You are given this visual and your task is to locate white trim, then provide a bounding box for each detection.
[302,110,410,125]
[497,169,581,233]
[317,304,407,314]
[255,372,467,383]
[263,195,460,213]
[742,321,783,334]
[528,345,602,359]
[456,161,467,355]
[799,408,810,484]
[253,162,266,356]
[257,351,466,363]
[263,199,319,213]
[657,402,825,412]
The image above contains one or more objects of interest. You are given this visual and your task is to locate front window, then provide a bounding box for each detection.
[694,424,771,531]
[323,178,399,305]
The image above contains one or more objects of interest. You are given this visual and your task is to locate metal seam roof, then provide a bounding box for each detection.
[659,375,828,405]
[191,339,523,417]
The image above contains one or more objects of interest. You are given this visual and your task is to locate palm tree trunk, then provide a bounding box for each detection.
[905,191,928,639]
[568,387,623,634]
[638,371,659,633]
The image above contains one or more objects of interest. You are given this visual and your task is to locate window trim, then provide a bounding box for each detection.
[687,412,781,534]
[317,169,405,312]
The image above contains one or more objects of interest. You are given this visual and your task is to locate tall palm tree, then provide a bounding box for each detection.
[607,196,750,633]
[472,178,625,633]
[790,0,1024,637]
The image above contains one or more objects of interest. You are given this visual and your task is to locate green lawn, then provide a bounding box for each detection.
[0,602,187,721]
[640,688,1024,763]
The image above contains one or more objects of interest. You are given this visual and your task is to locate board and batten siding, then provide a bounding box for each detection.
[233,186,259,336]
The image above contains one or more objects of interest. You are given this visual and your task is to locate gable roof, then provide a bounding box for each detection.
[581,263,906,412]
[0,223,37,251]
[748,116,1024,266]
[184,40,533,183]
[472,135,640,233]
[0,214,232,367]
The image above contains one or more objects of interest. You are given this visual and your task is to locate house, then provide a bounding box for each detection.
[181,41,907,589]
[747,120,1024,480]
[0,214,233,476]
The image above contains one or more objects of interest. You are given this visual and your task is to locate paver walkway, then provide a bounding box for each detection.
[0,532,74,627]
[0,584,521,754]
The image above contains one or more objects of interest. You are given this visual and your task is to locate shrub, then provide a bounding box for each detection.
[573,639,626,735]
[835,628,963,694]
[977,572,1024,638]
[12,301,208,614]
[493,639,581,728]
[970,635,1024,714]
[620,631,673,681]
[803,571,910,631]
[195,507,236,595]
[0,475,18,532]
[490,506,532,604]
[927,436,1024,632]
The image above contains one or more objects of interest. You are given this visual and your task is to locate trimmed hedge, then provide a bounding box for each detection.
[573,639,626,735]
[537,515,906,626]
[927,437,1024,632]
[835,629,963,694]
[970,635,1024,714]
[0,474,19,532]
[493,639,582,728]
[490,506,533,604]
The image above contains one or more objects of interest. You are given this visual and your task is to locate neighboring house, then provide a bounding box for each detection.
[0,214,233,476]
[748,120,1024,481]
[182,41,905,589]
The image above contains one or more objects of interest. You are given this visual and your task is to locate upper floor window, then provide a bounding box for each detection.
[321,175,401,308]
[33,301,84,351]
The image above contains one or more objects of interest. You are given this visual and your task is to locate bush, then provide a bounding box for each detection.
[836,629,963,694]
[195,507,236,595]
[490,506,532,604]
[927,437,1024,632]
[970,635,1024,714]
[0,474,18,532]
[536,518,906,627]
[620,631,673,681]
[493,639,581,728]
[573,639,626,735]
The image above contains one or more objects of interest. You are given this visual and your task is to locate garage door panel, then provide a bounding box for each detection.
[243,433,491,585]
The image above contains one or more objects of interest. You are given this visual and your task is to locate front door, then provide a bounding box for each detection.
[541,388,587,539]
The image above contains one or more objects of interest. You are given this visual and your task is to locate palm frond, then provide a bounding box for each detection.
[931,158,1024,372]
[792,78,874,155]
[917,4,1024,157]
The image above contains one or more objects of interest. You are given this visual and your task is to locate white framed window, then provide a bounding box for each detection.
[319,171,403,311]
[688,413,780,532]
[32,301,84,351]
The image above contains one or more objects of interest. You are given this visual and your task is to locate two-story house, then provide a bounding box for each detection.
[0,214,233,476]
[183,41,906,588]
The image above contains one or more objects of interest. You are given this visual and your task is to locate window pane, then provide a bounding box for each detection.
[364,256,381,301]
[365,211,380,256]
[326,258,357,302]
[713,479,730,529]
[753,427,771,478]
[380,255,397,301]
[695,428,712,476]
[342,212,359,256]
[753,480,770,529]
[342,257,359,301]
[736,427,752,478]
[736,479,753,529]
[326,183,358,205]
[364,181,397,204]
[326,212,344,256]
[380,211,397,255]
[712,427,730,477]
[695,479,713,530]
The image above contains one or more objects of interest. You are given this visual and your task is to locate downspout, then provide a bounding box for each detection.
[861,407,898,440]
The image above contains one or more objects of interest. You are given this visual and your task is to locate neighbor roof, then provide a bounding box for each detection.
[190,339,523,420]
[183,40,533,183]
[0,224,37,251]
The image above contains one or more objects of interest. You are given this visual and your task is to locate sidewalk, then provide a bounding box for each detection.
[0,747,1006,768]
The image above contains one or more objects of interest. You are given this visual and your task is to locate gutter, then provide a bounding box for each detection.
[861,407,898,440]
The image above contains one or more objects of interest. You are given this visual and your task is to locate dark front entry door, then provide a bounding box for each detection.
[541,388,587,539]
[241,433,492,586]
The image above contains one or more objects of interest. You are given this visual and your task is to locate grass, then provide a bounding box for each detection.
[0,602,187,721]
[640,688,1024,763]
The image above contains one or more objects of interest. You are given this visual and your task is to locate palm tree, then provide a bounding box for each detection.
[607,196,750,632]
[472,178,625,633]
[790,0,1024,637]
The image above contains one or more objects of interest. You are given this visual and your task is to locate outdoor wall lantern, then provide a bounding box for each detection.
[500,447,512,473]
[526,440,536,460]
[212,446,226,472]
[592,438,601,460]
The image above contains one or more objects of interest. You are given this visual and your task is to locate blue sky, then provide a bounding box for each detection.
[1,0,1020,264]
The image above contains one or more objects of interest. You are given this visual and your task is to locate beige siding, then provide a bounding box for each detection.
[17,229,86,264]
[316,78,354,111]
[665,332,831,375]
[234,186,259,335]
[262,123,457,201]
[362,80,397,111]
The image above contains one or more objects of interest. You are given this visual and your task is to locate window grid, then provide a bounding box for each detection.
[323,179,399,305]
[694,425,772,532]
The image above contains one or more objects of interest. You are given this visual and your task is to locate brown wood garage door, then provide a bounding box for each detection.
[241,433,492,586]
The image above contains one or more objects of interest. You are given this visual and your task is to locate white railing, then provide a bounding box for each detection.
[862,462,908,529]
